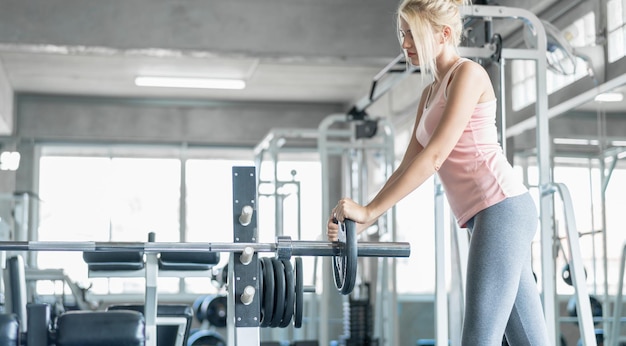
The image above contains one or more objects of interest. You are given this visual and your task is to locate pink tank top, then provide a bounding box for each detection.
[416,58,527,227]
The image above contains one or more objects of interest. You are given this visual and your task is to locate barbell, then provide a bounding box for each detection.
[0,220,410,295]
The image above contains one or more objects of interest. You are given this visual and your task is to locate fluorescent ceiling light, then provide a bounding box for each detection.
[553,138,598,146]
[135,76,246,90]
[594,92,624,103]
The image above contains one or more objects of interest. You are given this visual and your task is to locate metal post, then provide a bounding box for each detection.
[230,167,261,346]
[434,177,448,346]
[144,252,158,346]
[449,221,468,346]
[608,242,626,346]
[319,114,398,346]
[550,183,597,345]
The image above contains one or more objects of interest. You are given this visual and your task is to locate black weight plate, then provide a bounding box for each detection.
[270,258,286,328]
[260,257,274,327]
[333,219,358,295]
[561,262,587,287]
[206,296,228,328]
[258,259,264,324]
[279,258,295,328]
[294,257,303,328]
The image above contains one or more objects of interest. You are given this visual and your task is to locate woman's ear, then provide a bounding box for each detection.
[441,25,452,43]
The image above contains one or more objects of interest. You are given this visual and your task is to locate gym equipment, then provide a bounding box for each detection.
[562,262,588,286]
[332,219,357,295]
[436,6,596,346]
[224,166,409,345]
[0,314,19,346]
[54,310,146,346]
[609,242,626,345]
[107,304,194,346]
[0,229,408,296]
[577,329,604,346]
[0,166,408,346]
[294,257,304,328]
[344,283,376,346]
[5,256,27,332]
[206,296,228,328]
[567,296,603,325]
[242,256,306,329]
[0,234,408,260]
[187,331,226,346]
[318,108,397,345]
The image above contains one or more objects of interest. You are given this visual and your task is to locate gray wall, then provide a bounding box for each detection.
[16,94,342,146]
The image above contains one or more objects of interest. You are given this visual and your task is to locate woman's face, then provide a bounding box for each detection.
[399,18,419,66]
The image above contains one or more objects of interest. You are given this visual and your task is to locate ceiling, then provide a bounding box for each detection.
[0,45,393,107]
[0,40,624,124]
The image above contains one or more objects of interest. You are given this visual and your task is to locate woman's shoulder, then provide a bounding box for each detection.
[447,58,495,102]
[455,58,490,80]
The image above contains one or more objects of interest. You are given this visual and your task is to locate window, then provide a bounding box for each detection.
[394,175,437,294]
[519,162,626,297]
[512,12,597,111]
[36,147,326,296]
[184,156,323,294]
[607,0,626,62]
[38,156,181,295]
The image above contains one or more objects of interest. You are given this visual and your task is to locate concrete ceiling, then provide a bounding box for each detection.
[0,0,624,136]
[0,45,389,105]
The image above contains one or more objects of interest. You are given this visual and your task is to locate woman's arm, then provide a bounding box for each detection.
[334,61,491,226]
[327,87,428,239]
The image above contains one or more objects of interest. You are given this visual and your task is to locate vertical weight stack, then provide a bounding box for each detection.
[345,284,377,346]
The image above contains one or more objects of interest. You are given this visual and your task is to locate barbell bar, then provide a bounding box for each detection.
[0,220,409,295]
[0,239,409,258]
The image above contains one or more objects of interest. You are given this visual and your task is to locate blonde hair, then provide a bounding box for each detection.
[397,0,470,79]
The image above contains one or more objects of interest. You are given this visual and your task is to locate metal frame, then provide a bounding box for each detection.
[229,166,261,345]
[253,128,319,239]
[0,166,406,346]
[430,5,597,346]
[0,239,410,257]
[318,114,397,346]
[609,242,626,345]
[548,183,597,345]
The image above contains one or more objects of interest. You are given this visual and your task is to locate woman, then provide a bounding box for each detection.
[327,0,551,344]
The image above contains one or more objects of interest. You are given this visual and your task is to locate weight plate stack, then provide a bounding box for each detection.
[258,256,304,329]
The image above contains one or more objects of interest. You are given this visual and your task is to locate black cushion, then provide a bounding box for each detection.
[107,304,193,346]
[83,251,144,271]
[56,310,145,346]
[158,251,219,271]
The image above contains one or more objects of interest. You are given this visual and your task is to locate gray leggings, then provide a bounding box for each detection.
[462,192,551,346]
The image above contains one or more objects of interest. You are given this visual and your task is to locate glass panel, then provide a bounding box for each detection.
[608,29,626,62]
[110,157,181,242]
[604,169,626,294]
[38,156,181,295]
[395,176,436,294]
[184,158,253,293]
[607,0,626,62]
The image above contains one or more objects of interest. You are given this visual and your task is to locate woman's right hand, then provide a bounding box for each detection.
[326,213,339,242]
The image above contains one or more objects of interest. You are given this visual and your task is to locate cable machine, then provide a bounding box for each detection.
[437,5,597,346]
